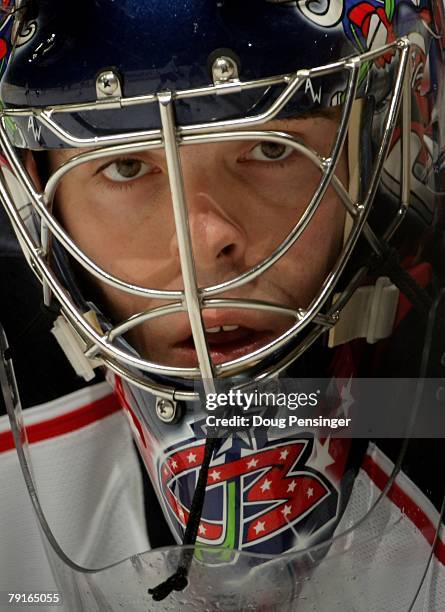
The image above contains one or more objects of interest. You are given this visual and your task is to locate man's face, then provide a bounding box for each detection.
[42,112,348,368]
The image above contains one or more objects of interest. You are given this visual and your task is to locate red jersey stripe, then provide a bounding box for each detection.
[0,393,121,453]
[362,454,445,566]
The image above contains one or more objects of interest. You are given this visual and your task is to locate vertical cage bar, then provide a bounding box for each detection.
[158,92,215,391]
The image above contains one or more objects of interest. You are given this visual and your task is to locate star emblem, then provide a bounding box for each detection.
[171,460,178,469]
[281,504,292,518]
[279,449,289,461]
[254,521,266,535]
[260,478,272,493]
[198,525,207,536]
[212,427,255,458]
[247,458,259,469]
[210,470,221,482]
[187,452,197,464]
[307,487,314,499]
[287,480,297,493]
[308,438,335,472]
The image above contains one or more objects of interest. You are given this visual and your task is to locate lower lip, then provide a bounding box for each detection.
[173,329,274,366]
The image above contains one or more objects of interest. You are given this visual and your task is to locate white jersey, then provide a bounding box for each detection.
[300,442,445,611]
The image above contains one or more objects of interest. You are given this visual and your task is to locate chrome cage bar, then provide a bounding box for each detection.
[0,39,412,401]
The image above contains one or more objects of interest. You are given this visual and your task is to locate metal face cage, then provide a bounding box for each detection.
[0,39,413,402]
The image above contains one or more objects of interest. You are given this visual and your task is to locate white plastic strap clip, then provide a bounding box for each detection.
[329,277,400,348]
[51,315,102,381]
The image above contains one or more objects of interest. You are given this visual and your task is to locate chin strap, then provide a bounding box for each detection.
[148,434,219,602]
[371,247,432,315]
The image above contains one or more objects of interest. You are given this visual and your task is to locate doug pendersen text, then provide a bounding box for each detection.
[205,389,352,431]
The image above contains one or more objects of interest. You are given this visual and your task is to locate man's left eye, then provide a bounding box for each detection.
[102,159,152,182]
[245,142,295,162]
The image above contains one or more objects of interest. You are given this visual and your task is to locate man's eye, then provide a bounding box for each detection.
[246,142,295,162]
[102,159,153,182]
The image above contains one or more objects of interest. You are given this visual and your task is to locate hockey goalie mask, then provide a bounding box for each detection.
[1,0,445,610]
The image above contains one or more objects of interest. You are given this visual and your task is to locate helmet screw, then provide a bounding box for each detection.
[96,70,122,98]
[212,56,239,84]
[156,398,179,424]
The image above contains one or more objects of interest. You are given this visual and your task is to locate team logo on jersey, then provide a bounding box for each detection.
[159,429,340,558]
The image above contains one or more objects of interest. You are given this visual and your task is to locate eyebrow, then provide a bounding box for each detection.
[264,107,341,128]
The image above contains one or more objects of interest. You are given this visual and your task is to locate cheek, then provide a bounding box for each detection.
[102,286,139,319]
[243,168,346,256]
[268,191,345,305]
[240,152,348,265]
[55,181,178,286]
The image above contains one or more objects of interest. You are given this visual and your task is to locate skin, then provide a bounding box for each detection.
[27,112,348,368]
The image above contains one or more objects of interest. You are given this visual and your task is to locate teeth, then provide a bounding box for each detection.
[205,325,240,334]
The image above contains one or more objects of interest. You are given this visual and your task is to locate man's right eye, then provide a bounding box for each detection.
[101,158,155,182]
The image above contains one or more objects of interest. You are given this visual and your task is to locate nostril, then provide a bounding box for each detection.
[218,243,236,258]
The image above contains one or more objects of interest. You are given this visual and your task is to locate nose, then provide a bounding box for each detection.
[169,186,248,286]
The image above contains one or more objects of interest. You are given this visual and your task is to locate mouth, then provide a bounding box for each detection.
[173,324,277,366]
